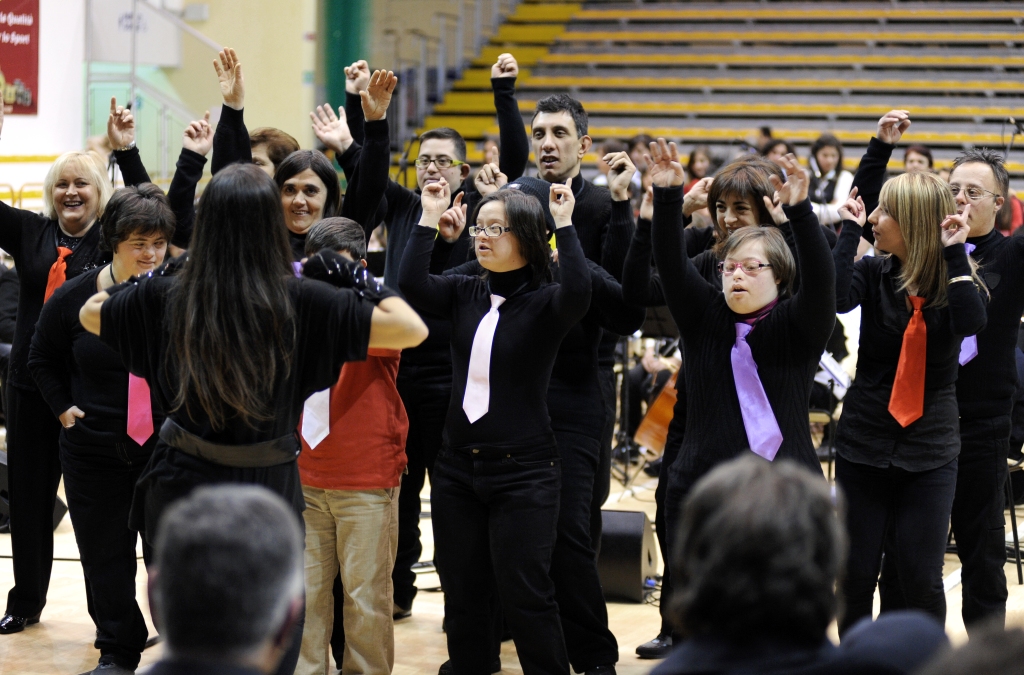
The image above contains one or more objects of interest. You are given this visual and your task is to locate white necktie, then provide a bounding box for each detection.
[463,294,506,423]
[301,388,331,449]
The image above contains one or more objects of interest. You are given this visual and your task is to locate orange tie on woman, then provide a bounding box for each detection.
[888,295,927,427]
[43,246,73,303]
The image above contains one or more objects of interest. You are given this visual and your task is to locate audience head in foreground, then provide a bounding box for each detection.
[149,485,304,674]
[916,624,1024,675]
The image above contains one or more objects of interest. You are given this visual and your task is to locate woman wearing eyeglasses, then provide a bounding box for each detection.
[831,170,987,635]
[398,177,590,675]
[645,137,836,510]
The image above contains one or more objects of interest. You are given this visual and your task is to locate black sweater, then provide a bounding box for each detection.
[832,219,988,469]
[398,224,591,452]
[0,265,18,343]
[651,188,836,477]
[28,268,158,459]
[0,203,110,389]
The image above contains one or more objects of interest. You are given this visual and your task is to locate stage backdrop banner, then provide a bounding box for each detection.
[0,0,39,115]
[87,0,180,68]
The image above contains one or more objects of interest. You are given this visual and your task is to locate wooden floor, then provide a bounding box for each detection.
[4,465,1024,674]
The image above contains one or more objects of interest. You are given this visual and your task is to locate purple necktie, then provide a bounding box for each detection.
[293,261,303,278]
[731,323,783,461]
[959,243,978,366]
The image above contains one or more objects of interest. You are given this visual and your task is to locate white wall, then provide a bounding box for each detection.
[0,0,86,191]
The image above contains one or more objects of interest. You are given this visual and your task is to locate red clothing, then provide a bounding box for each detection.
[298,348,409,490]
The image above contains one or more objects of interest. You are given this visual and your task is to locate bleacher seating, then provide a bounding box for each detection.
[420,0,1024,191]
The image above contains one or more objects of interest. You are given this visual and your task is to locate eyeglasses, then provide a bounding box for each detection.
[717,259,773,276]
[949,184,1000,202]
[469,225,512,238]
[414,156,466,170]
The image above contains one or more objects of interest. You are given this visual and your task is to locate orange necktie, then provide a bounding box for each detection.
[888,295,927,427]
[43,246,73,303]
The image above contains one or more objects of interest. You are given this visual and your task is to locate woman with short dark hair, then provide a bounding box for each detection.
[28,184,175,674]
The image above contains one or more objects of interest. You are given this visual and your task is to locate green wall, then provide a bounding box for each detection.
[322,0,371,109]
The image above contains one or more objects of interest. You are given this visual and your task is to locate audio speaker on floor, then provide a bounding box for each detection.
[597,509,658,603]
[0,449,67,532]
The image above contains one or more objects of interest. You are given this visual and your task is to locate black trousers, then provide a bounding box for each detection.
[654,437,681,637]
[836,455,958,636]
[62,446,152,669]
[4,385,62,618]
[551,430,618,672]
[432,445,568,675]
[393,372,450,608]
[592,366,616,552]
[879,416,1010,631]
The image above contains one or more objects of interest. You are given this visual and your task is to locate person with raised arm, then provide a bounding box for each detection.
[77,163,427,675]
[0,105,115,635]
[398,176,590,674]
[28,185,176,675]
[646,139,836,648]
[312,53,531,620]
[831,167,987,634]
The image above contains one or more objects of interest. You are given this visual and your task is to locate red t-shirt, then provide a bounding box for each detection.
[298,348,409,490]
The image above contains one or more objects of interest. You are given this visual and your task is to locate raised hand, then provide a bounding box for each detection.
[768,153,809,206]
[108,97,135,149]
[683,176,713,217]
[491,53,519,79]
[344,60,371,94]
[182,111,213,157]
[60,405,85,429]
[604,151,636,201]
[549,179,575,228]
[877,109,911,145]
[361,70,398,122]
[310,104,354,153]
[837,187,866,226]
[643,139,686,188]
[639,186,654,221]
[420,178,451,224]
[213,48,245,110]
[438,192,469,243]
[474,162,507,196]
[940,203,971,247]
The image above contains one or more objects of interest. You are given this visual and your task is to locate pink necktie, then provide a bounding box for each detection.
[959,243,978,366]
[463,294,505,423]
[127,374,154,446]
[731,323,783,460]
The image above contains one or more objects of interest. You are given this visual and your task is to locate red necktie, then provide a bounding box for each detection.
[888,295,927,427]
[127,374,154,446]
[43,246,73,303]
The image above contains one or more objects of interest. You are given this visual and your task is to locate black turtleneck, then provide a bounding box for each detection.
[398,224,591,453]
[289,231,306,262]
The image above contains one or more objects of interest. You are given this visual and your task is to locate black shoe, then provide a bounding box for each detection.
[585,666,617,675]
[636,632,673,659]
[78,661,135,675]
[144,634,161,649]
[438,658,501,674]
[643,456,663,477]
[393,601,412,620]
[0,612,40,634]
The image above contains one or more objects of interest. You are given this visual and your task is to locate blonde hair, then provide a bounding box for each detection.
[43,151,113,222]
[879,171,985,308]
[719,226,796,298]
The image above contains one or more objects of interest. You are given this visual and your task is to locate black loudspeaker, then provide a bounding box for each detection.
[597,509,658,603]
[0,449,67,531]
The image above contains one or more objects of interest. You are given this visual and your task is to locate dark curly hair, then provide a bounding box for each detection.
[672,456,845,645]
[470,190,553,287]
[100,183,176,252]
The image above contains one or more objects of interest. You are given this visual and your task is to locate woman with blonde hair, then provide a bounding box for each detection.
[833,170,988,635]
[0,135,114,634]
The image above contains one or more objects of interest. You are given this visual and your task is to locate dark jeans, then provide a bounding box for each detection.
[879,416,1011,632]
[432,445,568,675]
[836,455,958,636]
[4,385,62,618]
[593,366,616,553]
[393,374,450,608]
[62,446,153,670]
[552,430,618,672]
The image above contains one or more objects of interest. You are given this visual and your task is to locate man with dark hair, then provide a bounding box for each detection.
[145,485,304,675]
[867,136,1024,633]
[530,92,636,675]
[654,455,947,675]
[315,53,530,624]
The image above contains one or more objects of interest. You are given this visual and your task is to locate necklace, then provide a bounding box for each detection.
[109,264,118,286]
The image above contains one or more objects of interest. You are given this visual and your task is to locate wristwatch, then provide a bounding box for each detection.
[115,141,136,152]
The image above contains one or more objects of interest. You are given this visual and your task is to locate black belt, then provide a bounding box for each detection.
[159,418,300,468]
